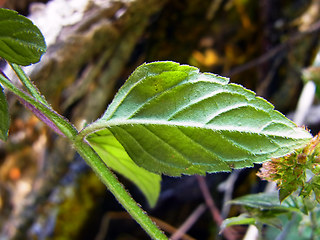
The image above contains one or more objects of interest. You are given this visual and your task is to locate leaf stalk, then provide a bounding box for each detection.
[9,63,49,106]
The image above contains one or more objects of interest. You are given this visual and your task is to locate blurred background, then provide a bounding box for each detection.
[0,0,320,239]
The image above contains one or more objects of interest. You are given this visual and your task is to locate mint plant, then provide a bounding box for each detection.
[222,135,320,238]
[0,8,315,239]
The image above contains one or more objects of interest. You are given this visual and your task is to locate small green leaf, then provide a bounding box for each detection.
[220,214,255,230]
[86,61,311,176]
[258,217,283,230]
[87,129,161,207]
[279,185,299,203]
[0,8,46,65]
[229,192,301,213]
[301,175,320,204]
[0,85,9,140]
[224,192,305,231]
[222,214,283,231]
[314,188,320,204]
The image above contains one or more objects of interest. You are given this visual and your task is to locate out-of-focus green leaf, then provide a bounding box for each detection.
[265,212,320,240]
[0,8,46,65]
[279,186,298,203]
[87,129,161,207]
[220,214,255,230]
[259,217,283,230]
[222,214,283,231]
[86,61,311,176]
[222,192,304,232]
[229,192,301,213]
[220,213,282,231]
[0,85,9,140]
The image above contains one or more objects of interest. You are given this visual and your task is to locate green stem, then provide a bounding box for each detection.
[73,139,168,240]
[9,63,49,106]
[0,71,168,240]
[0,73,77,138]
[78,120,106,139]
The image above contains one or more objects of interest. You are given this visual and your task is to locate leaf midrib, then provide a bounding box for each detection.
[101,119,306,139]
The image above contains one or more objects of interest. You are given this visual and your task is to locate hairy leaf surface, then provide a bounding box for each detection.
[87,129,161,207]
[0,85,9,140]
[86,61,312,176]
[0,8,46,65]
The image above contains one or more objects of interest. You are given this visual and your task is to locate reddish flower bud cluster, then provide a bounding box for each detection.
[257,134,320,202]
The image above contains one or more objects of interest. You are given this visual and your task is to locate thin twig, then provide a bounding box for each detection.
[226,19,320,77]
[218,170,240,219]
[151,217,196,240]
[206,0,224,20]
[196,175,238,240]
[95,212,196,240]
[170,204,206,240]
[196,176,223,225]
[9,63,49,106]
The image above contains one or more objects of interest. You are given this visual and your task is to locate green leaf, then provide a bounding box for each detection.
[258,217,283,230]
[87,129,161,207]
[224,192,305,231]
[229,192,301,213]
[0,8,46,65]
[222,214,283,231]
[0,85,9,140]
[301,175,320,204]
[220,214,255,230]
[279,185,298,203]
[86,61,312,176]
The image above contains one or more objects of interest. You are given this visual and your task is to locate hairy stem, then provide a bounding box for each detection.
[9,63,49,106]
[0,70,168,240]
[73,139,168,240]
[0,73,77,138]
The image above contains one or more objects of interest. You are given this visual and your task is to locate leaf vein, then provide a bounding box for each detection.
[115,126,189,170]
[205,103,249,124]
